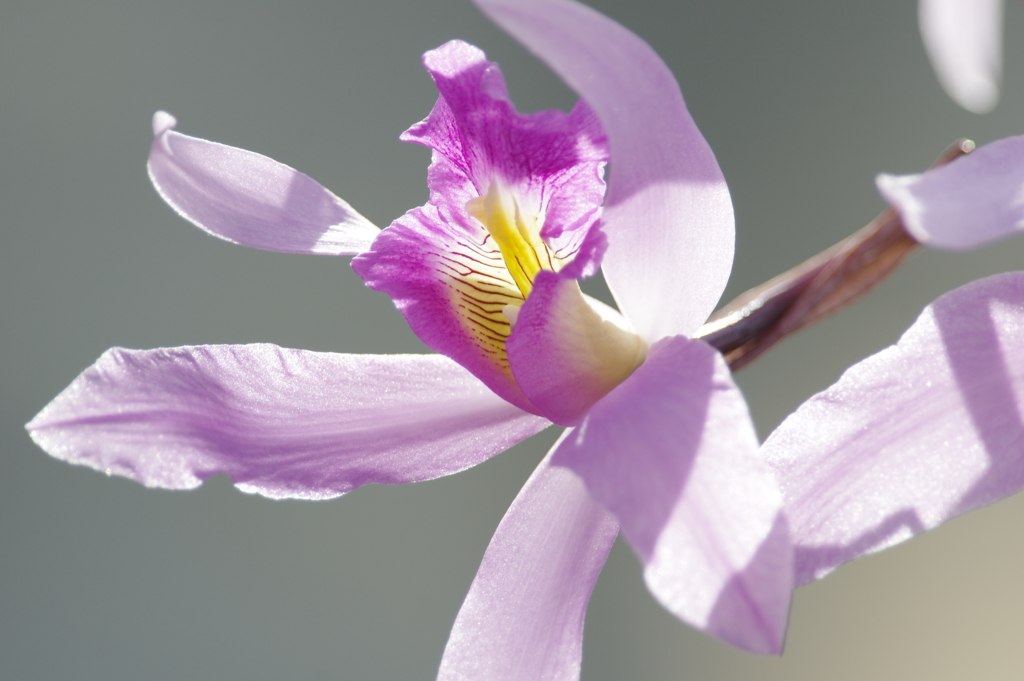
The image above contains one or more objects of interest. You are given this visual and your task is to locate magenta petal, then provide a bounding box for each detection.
[553,336,792,654]
[763,272,1024,586]
[877,136,1024,250]
[148,112,379,255]
[919,0,1002,113]
[27,344,549,500]
[474,0,735,340]
[352,205,539,414]
[399,41,608,277]
[438,436,619,681]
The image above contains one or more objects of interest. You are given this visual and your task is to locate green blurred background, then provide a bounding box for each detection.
[3,0,1024,678]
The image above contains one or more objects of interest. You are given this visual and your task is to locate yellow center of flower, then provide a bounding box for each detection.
[465,181,554,298]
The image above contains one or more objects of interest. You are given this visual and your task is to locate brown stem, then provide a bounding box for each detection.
[695,139,975,370]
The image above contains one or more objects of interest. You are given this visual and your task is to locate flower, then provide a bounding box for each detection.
[761,136,1024,586]
[918,0,1004,113]
[27,0,795,672]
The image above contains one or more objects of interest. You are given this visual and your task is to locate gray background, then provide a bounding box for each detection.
[3,0,1024,679]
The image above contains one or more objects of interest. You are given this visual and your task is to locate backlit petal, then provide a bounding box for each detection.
[877,136,1024,250]
[438,435,619,681]
[763,273,1024,585]
[474,0,735,340]
[148,111,379,255]
[553,336,792,654]
[919,0,1002,114]
[27,344,548,500]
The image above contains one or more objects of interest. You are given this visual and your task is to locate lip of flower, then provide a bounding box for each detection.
[348,42,649,427]
[26,0,794,671]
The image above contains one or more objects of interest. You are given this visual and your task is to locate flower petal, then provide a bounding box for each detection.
[27,344,549,500]
[506,271,646,426]
[148,111,379,255]
[919,0,1002,114]
[553,336,792,654]
[352,204,539,414]
[405,41,608,256]
[438,434,619,681]
[763,272,1024,586]
[876,136,1024,250]
[474,0,735,340]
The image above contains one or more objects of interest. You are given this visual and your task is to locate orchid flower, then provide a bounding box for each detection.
[919,0,1004,113]
[762,136,1024,587]
[27,0,793,674]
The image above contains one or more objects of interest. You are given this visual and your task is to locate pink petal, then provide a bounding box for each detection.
[474,0,735,341]
[553,336,792,654]
[148,111,379,255]
[876,136,1024,250]
[438,435,619,681]
[27,344,549,500]
[506,271,646,426]
[352,204,539,414]
[919,0,1002,114]
[763,272,1024,586]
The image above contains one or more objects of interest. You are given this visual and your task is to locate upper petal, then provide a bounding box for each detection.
[553,335,792,654]
[474,0,735,340]
[148,112,379,255]
[27,344,549,500]
[763,272,1024,586]
[403,41,608,268]
[876,136,1024,250]
[919,0,1002,114]
[438,434,619,681]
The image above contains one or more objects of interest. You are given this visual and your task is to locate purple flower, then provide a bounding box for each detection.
[762,137,1024,586]
[28,0,794,671]
[919,0,1003,113]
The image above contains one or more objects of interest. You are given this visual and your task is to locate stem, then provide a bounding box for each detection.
[695,139,975,370]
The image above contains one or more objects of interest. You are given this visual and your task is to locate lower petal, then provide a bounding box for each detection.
[553,336,792,654]
[27,344,549,500]
[438,434,618,681]
[763,272,1024,585]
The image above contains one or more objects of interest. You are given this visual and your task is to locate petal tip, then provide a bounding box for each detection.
[152,111,177,137]
[958,81,999,115]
